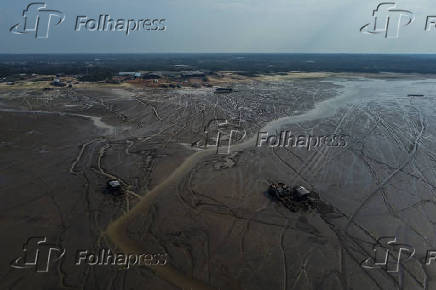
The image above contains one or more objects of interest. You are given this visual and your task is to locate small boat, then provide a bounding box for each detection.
[105,179,123,196]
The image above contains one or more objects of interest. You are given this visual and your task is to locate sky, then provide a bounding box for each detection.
[0,0,435,53]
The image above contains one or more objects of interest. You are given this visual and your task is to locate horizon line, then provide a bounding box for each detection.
[2,52,436,55]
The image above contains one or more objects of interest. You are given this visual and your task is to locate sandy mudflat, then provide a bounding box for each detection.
[2,75,436,289]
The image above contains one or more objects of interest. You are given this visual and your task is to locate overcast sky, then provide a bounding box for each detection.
[0,0,435,53]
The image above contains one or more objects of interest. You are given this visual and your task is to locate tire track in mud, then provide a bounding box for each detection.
[265,100,427,288]
[345,106,426,233]
[103,80,368,289]
[106,148,218,290]
[95,143,142,200]
[70,138,105,174]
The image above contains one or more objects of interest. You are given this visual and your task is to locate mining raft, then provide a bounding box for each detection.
[214,87,233,94]
[104,179,123,196]
[267,183,319,212]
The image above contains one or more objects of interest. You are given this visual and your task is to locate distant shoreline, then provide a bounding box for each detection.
[3,54,436,76]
